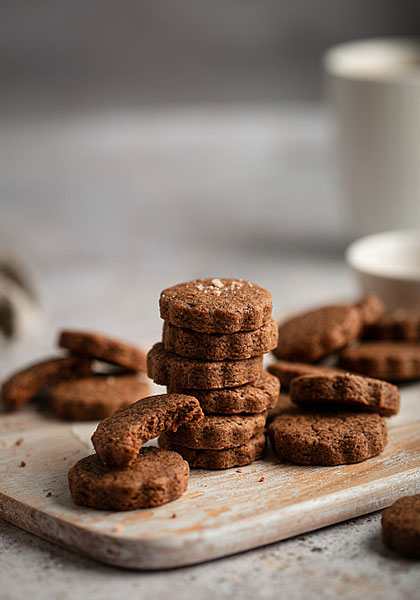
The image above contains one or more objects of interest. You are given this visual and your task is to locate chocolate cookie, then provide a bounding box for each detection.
[162,412,266,449]
[58,330,147,372]
[159,432,266,469]
[381,495,420,559]
[272,305,363,362]
[160,278,272,333]
[92,393,204,467]
[290,373,400,417]
[1,356,92,410]
[364,310,420,341]
[49,374,151,421]
[268,359,347,390]
[68,448,189,510]
[357,293,385,327]
[266,392,293,424]
[268,410,387,465]
[147,342,263,389]
[339,341,420,381]
[168,371,279,414]
[162,318,278,361]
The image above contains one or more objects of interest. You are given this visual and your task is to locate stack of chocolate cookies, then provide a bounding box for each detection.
[268,372,399,466]
[267,295,401,466]
[147,278,280,469]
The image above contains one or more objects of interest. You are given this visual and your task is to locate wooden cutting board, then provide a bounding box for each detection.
[0,393,419,570]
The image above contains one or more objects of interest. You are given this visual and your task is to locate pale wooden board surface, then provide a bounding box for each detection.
[1,383,419,571]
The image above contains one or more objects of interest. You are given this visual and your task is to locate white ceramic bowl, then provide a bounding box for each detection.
[346,230,420,312]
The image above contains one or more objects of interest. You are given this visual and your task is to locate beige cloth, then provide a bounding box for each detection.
[0,252,43,346]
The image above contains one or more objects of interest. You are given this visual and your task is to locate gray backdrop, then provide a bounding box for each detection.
[1,0,419,112]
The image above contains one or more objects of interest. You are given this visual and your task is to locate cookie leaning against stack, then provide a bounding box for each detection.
[147,278,279,469]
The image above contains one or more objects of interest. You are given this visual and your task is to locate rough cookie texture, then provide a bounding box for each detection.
[364,311,420,341]
[268,359,347,390]
[1,356,92,410]
[163,412,266,449]
[162,318,278,361]
[339,341,420,381]
[266,392,293,424]
[168,371,279,414]
[381,495,420,559]
[147,342,263,389]
[357,293,385,327]
[59,330,147,372]
[268,410,387,465]
[272,305,363,362]
[49,374,150,421]
[91,393,204,467]
[159,432,266,469]
[159,278,272,333]
[68,448,189,510]
[290,373,400,417]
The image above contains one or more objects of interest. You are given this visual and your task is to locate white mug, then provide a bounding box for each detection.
[325,38,420,237]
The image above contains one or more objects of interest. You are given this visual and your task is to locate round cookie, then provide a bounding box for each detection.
[159,278,272,333]
[147,342,263,389]
[159,432,266,469]
[92,393,204,467]
[168,371,279,414]
[266,392,293,424]
[339,341,420,381]
[268,359,347,390]
[381,495,420,559]
[49,374,151,421]
[357,293,385,327]
[272,305,363,362]
[68,448,189,510]
[268,410,387,465]
[163,412,266,449]
[364,310,420,341]
[290,373,400,417]
[162,318,278,361]
[58,330,147,372]
[1,356,92,410]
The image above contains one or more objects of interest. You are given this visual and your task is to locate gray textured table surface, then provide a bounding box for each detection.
[0,106,419,599]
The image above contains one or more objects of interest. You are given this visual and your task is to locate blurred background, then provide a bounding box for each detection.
[1,0,419,361]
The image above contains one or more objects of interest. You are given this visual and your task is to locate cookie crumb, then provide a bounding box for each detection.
[211,278,224,288]
[259,476,265,482]
[15,437,24,446]
[113,524,124,533]
[20,461,26,467]
[46,492,52,498]
[1,440,8,448]
[236,468,243,473]
[63,456,67,460]
[171,513,177,519]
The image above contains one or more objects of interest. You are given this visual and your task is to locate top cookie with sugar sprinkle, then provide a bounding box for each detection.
[159,278,272,333]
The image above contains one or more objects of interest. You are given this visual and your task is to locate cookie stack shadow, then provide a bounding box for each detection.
[147,278,280,469]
